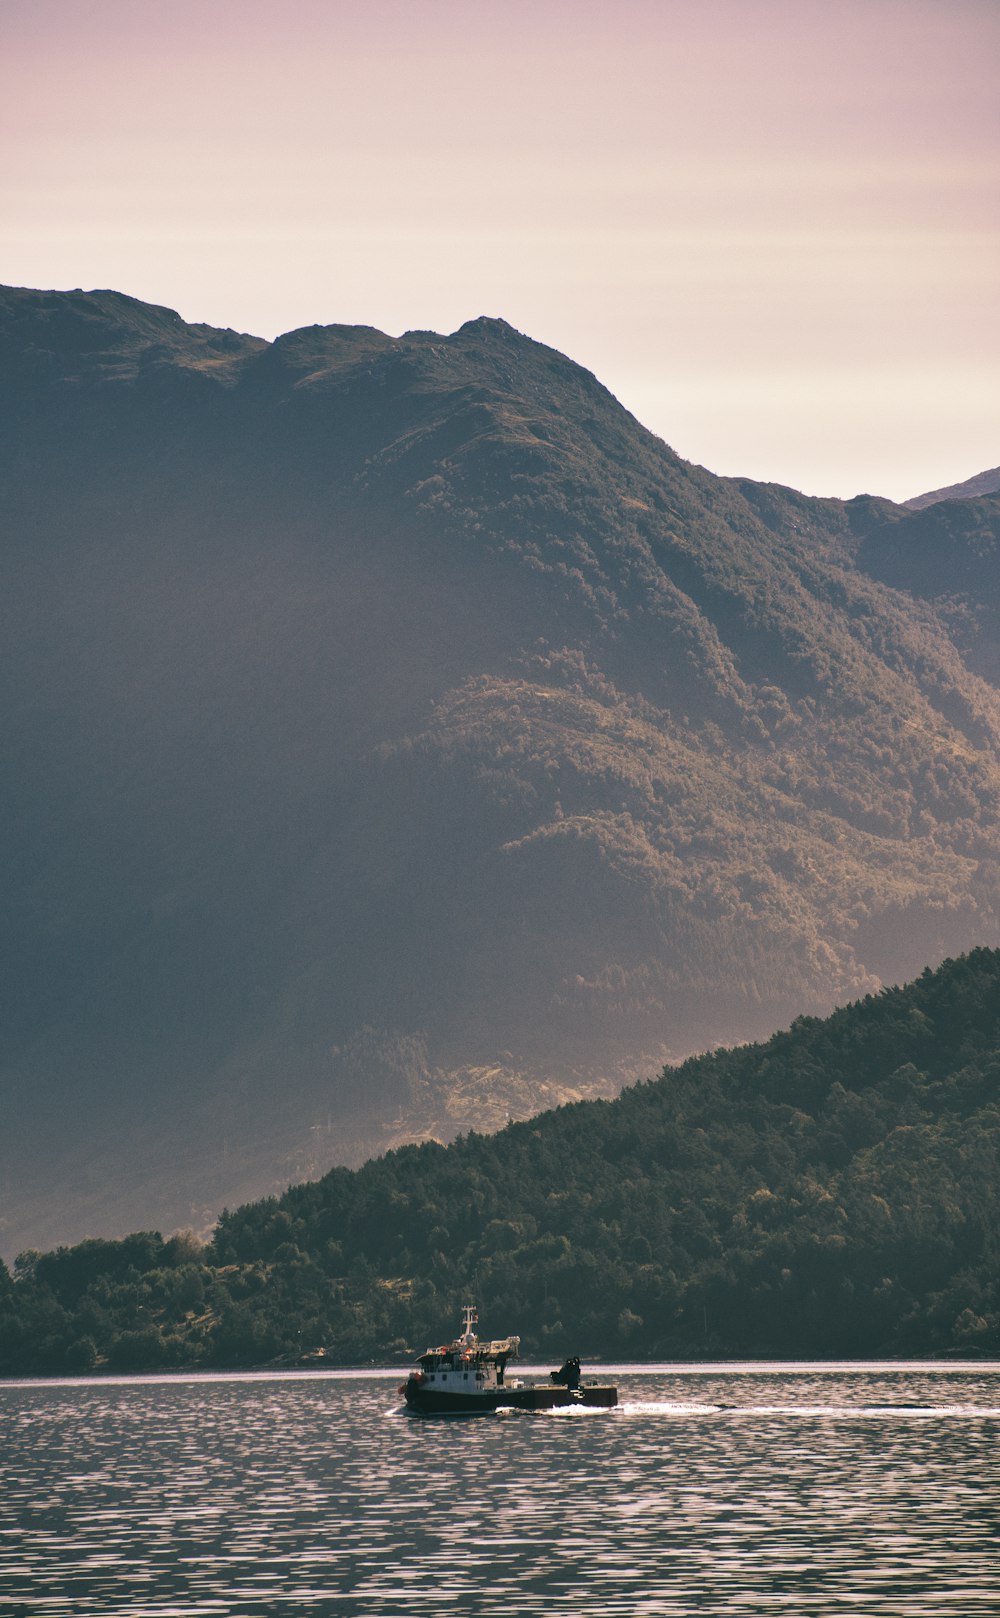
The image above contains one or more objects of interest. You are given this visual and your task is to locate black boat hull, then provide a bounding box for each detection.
[402,1383,617,1416]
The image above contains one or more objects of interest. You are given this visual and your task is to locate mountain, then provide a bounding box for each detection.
[3,285,1000,1257]
[3,947,998,1370]
[840,493,1000,688]
[905,467,1000,509]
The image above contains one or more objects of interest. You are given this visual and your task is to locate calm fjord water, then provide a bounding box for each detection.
[2,1364,998,1617]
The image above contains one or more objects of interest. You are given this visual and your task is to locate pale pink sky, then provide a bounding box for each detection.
[3,0,998,500]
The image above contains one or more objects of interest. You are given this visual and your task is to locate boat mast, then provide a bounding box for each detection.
[461,1304,478,1344]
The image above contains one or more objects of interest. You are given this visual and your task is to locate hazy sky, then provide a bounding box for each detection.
[3,0,998,500]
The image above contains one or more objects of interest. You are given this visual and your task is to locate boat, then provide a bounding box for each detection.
[399,1306,618,1416]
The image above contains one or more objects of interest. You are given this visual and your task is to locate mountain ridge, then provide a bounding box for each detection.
[905,466,1000,510]
[3,285,1000,1257]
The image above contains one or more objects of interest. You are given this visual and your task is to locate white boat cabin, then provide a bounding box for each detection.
[413,1306,521,1395]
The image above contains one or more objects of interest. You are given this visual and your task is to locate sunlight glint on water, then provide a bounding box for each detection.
[2,1366,998,1616]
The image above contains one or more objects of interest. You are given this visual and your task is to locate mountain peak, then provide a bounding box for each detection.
[455,315,524,340]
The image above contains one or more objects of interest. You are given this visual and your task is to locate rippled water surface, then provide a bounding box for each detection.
[3,1364,998,1615]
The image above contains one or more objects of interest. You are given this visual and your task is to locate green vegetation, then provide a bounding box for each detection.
[3,949,998,1374]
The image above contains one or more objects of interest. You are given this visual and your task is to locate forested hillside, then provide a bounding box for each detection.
[3,285,1000,1255]
[3,950,998,1373]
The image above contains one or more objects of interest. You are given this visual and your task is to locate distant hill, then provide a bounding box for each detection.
[905,467,1000,509]
[3,285,1000,1256]
[3,948,998,1369]
[859,495,1000,688]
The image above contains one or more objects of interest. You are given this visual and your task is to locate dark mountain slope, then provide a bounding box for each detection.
[3,948,998,1370]
[2,286,1000,1255]
[854,496,1000,686]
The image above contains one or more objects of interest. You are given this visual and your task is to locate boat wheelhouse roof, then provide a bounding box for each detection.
[417,1334,520,1368]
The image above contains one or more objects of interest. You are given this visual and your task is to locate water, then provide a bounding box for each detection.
[2,1363,998,1616]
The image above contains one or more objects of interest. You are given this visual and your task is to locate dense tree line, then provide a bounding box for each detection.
[2,948,999,1375]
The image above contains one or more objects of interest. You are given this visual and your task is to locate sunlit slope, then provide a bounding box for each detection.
[2,286,1000,1253]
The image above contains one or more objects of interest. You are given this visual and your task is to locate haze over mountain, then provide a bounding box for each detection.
[3,285,1000,1258]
